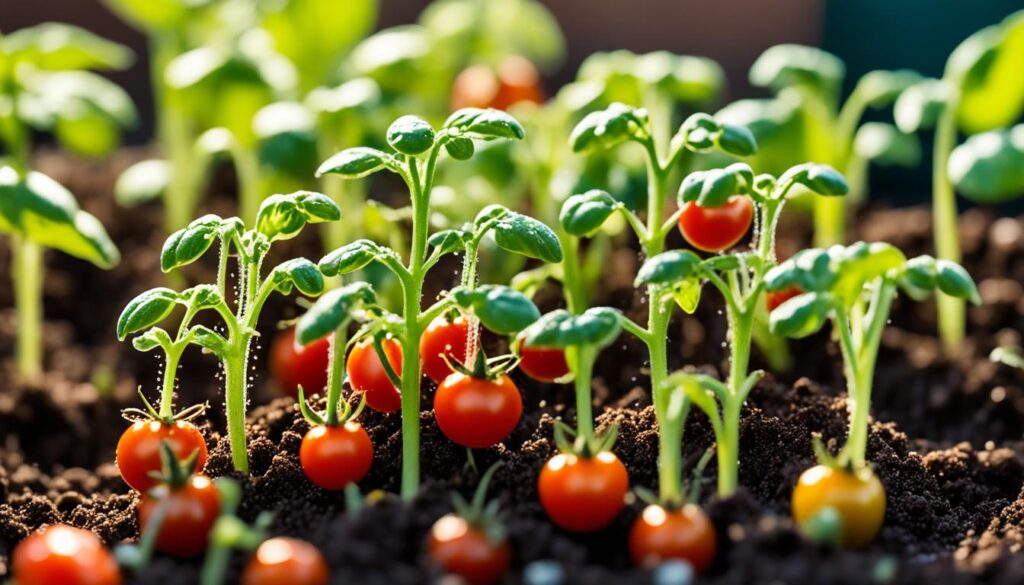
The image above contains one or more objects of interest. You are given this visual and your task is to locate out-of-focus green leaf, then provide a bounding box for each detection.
[749,44,844,98]
[947,11,1024,134]
[570,102,644,153]
[115,159,170,205]
[101,0,214,31]
[3,23,133,70]
[768,292,833,339]
[853,123,920,167]
[948,124,1024,204]
[635,250,703,287]
[894,79,952,133]
[270,258,324,296]
[316,147,394,178]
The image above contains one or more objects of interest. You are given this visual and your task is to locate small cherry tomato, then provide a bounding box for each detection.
[434,373,522,449]
[629,504,716,572]
[518,344,570,382]
[138,474,221,558]
[241,537,329,585]
[117,420,208,492]
[452,55,544,111]
[766,285,803,312]
[300,422,373,490]
[347,338,403,412]
[12,524,122,585]
[270,327,330,398]
[791,464,886,548]
[421,316,471,384]
[678,196,754,253]
[428,514,510,585]
[538,451,629,532]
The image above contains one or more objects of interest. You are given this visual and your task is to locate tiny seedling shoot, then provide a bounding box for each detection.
[764,241,980,547]
[520,307,630,533]
[0,23,133,378]
[315,108,561,499]
[638,161,849,497]
[117,191,340,473]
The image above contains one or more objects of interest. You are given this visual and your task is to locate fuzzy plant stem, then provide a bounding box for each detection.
[151,34,199,234]
[325,325,349,426]
[559,233,586,314]
[12,237,43,378]
[573,346,597,445]
[933,103,964,351]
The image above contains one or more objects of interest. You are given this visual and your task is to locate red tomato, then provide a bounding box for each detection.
[347,338,403,412]
[116,420,207,492]
[538,451,629,532]
[241,537,329,585]
[452,55,544,111]
[433,373,522,449]
[138,474,221,558]
[421,316,471,384]
[12,524,121,585]
[629,504,717,572]
[270,327,330,398]
[678,196,754,253]
[428,514,510,585]
[300,422,373,490]
[766,285,803,312]
[518,344,570,382]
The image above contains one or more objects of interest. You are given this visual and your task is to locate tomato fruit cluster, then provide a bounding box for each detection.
[451,55,544,111]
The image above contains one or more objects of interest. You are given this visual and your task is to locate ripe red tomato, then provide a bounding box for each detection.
[518,344,570,382]
[452,55,544,111]
[117,420,208,492]
[138,474,221,558]
[428,514,510,585]
[766,285,803,312]
[434,373,522,449]
[241,537,329,585]
[300,422,373,490]
[791,464,886,548]
[347,338,403,412]
[270,327,330,398]
[678,196,754,253]
[538,451,629,532]
[421,316,471,384]
[12,524,122,585]
[629,504,717,572]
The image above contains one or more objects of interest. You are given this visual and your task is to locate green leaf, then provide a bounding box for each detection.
[190,325,227,356]
[856,69,923,107]
[0,167,119,268]
[678,163,755,207]
[853,123,920,167]
[180,284,223,310]
[768,292,833,339]
[115,159,169,205]
[444,137,475,160]
[764,248,837,294]
[947,11,1024,134]
[559,190,620,237]
[716,123,758,156]
[778,163,849,197]
[161,214,228,272]
[306,78,381,114]
[570,103,644,153]
[935,260,981,305]
[256,191,341,242]
[387,115,436,155]
[296,282,377,345]
[4,23,134,70]
[520,307,623,349]
[444,108,526,141]
[894,80,951,133]
[428,228,472,256]
[316,147,394,178]
[831,242,906,304]
[452,285,541,334]
[491,212,563,263]
[898,255,938,301]
[749,44,844,97]
[948,124,1024,204]
[319,239,386,276]
[117,288,179,340]
[672,278,702,314]
[131,327,172,352]
[271,258,325,296]
[635,250,703,287]
[671,372,718,421]
[101,0,215,31]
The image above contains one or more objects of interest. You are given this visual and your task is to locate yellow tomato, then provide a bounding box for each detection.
[791,464,885,548]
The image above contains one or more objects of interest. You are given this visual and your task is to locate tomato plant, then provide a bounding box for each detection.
[434,350,523,449]
[12,524,122,585]
[517,344,570,382]
[241,537,330,585]
[270,327,330,398]
[420,315,471,384]
[347,337,403,413]
[117,420,207,492]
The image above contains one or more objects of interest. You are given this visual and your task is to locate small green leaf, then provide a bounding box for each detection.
[898,255,938,301]
[560,190,620,237]
[569,102,644,153]
[894,80,951,133]
[160,214,225,272]
[948,11,1024,134]
[716,123,758,156]
[256,191,341,242]
[444,108,525,141]
[316,147,393,178]
[306,77,381,114]
[131,327,172,352]
[853,123,920,167]
[428,228,472,256]
[117,288,179,340]
[857,69,923,107]
[296,282,377,346]
[672,278,702,314]
[520,307,623,349]
[4,22,134,70]
[444,137,475,160]
[190,325,227,356]
[935,260,981,305]
[115,159,170,205]
[678,163,755,207]
[779,163,849,197]
[749,44,844,97]
[492,212,563,263]
[765,248,837,293]
[319,239,385,276]
[271,258,325,296]
[452,285,541,335]
[387,115,435,155]
[768,292,833,339]
[635,250,703,287]
[948,124,1024,204]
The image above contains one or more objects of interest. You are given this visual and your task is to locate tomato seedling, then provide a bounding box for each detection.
[315,109,560,498]
[641,161,848,497]
[0,24,131,378]
[241,538,330,585]
[13,524,122,585]
[428,463,511,585]
[118,191,340,473]
[765,241,980,546]
[520,307,630,532]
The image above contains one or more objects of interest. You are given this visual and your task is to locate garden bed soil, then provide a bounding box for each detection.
[0,152,1022,583]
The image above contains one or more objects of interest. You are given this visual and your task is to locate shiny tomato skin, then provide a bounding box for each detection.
[241,537,329,585]
[347,338,403,412]
[518,344,570,382]
[12,524,122,585]
[421,316,471,384]
[138,474,221,558]
[270,327,330,398]
[766,285,803,312]
[452,55,543,111]
[791,464,886,548]
[678,196,754,253]
[434,373,522,449]
[428,514,511,585]
[538,451,629,532]
[300,422,373,490]
[117,420,208,492]
[629,504,716,572]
